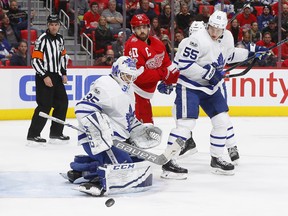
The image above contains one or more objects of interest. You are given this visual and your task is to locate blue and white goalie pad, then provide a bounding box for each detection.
[101,161,153,195]
[80,112,113,155]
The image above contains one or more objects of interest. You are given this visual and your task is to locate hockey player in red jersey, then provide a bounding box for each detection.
[124,13,179,124]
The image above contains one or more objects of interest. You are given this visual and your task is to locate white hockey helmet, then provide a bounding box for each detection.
[189,21,205,35]
[111,56,144,90]
[208,10,228,29]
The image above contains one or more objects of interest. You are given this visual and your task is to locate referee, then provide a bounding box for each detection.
[27,14,70,144]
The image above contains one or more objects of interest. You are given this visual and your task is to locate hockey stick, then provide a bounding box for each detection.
[223,38,288,78]
[39,112,183,165]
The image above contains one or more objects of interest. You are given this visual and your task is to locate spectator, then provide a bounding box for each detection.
[1,13,20,48]
[94,49,115,66]
[0,28,13,65]
[93,16,114,55]
[234,0,246,14]
[174,30,184,48]
[89,0,109,14]
[236,4,257,32]
[236,31,252,50]
[10,40,28,66]
[82,2,100,34]
[125,0,139,28]
[149,17,162,39]
[274,4,288,37]
[161,34,172,57]
[134,0,157,22]
[194,5,211,23]
[161,0,181,15]
[111,31,124,59]
[102,0,131,37]
[257,5,274,31]
[68,0,89,36]
[6,0,32,33]
[262,19,278,43]
[228,19,243,45]
[214,0,235,19]
[249,21,262,43]
[256,31,278,66]
[176,3,194,32]
[158,3,172,30]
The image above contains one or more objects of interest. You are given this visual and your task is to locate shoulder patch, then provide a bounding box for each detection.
[189,41,198,47]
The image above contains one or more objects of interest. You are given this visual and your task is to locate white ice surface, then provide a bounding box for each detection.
[0,117,288,216]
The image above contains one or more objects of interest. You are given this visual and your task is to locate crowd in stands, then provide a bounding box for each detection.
[2,0,288,66]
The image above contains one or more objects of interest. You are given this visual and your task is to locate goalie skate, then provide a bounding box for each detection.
[210,156,234,176]
[75,178,105,196]
[228,146,239,165]
[161,159,188,180]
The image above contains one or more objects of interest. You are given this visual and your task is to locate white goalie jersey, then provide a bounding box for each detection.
[75,75,141,144]
[174,28,249,95]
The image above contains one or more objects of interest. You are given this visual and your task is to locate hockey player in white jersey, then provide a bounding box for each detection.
[66,56,167,196]
[160,11,269,178]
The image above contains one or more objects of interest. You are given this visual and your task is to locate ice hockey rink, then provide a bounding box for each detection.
[0,116,287,216]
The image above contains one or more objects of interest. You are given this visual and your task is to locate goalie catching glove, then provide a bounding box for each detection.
[129,124,162,149]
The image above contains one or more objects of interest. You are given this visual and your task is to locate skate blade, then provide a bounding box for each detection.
[178,148,198,159]
[232,159,239,166]
[26,140,46,147]
[160,171,188,180]
[211,167,235,176]
[48,139,69,145]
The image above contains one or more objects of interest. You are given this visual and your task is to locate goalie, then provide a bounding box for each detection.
[66,56,165,196]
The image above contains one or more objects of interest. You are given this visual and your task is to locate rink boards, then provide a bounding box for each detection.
[0,67,287,120]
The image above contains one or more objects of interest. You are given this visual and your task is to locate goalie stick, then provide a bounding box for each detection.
[223,38,288,78]
[39,112,184,165]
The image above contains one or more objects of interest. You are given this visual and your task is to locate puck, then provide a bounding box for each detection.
[105,198,115,207]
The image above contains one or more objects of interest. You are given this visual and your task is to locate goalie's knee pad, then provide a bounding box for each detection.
[70,155,101,172]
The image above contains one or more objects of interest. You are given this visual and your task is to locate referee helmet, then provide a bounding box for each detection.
[47,14,60,23]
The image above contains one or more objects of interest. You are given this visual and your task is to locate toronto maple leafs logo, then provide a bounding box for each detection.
[126,105,135,132]
[212,53,225,72]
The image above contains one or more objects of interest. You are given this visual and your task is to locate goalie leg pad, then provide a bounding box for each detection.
[105,160,153,195]
[80,112,113,155]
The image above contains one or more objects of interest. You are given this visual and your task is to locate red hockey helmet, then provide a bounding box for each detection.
[131,14,150,28]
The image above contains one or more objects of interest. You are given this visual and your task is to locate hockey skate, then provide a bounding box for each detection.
[210,156,234,175]
[26,136,47,147]
[49,135,70,144]
[178,137,198,159]
[161,159,188,180]
[228,146,239,165]
[75,177,105,196]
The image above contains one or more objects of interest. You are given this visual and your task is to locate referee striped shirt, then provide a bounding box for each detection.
[32,30,69,78]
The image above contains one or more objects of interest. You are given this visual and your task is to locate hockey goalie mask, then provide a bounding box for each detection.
[111,56,144,92]
[208,10,228,40]
[189,21,205,36]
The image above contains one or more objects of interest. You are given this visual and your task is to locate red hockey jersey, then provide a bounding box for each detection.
[124,35,178,99]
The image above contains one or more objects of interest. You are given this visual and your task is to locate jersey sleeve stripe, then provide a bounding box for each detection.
[32,50,44,60]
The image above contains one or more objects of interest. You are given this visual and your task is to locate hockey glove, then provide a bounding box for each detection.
[202,64,223,86]
[157,81,174,95]
[164,63,180,84]
[248,44,270,60]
